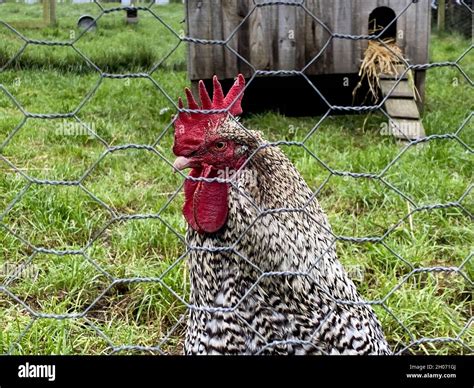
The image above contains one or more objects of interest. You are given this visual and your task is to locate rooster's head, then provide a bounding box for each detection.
[172,74,249,234]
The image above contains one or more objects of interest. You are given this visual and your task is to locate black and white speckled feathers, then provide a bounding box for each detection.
[184,121,391,355]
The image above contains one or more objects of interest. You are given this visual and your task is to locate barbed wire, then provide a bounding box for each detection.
[0,0,472,355]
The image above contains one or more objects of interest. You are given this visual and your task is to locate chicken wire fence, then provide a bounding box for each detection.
[0,0,472,355]
[431,0,473,37]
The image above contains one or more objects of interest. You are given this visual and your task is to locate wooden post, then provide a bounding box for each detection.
[42,0,50,25]
[437,0,446,32]
[51,0,56,26]
[43,0,56,27]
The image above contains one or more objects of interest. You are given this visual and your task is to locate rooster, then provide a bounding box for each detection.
[172,74,391,355]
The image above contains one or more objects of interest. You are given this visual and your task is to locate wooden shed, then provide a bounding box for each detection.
[186,0,431,121]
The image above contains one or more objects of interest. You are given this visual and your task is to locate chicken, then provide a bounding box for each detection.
[172,74,391,355]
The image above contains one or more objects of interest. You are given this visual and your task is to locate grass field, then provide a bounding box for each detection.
[0,2,472,355]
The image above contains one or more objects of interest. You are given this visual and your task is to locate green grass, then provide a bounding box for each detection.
[0,2,472,355]
[0,1,185,73]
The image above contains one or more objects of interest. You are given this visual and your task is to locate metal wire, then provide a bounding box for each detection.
[0,0,472,355]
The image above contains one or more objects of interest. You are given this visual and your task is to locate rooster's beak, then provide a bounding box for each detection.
[173,156,193,172]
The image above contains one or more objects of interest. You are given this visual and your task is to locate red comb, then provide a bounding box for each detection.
[174,74,245,136]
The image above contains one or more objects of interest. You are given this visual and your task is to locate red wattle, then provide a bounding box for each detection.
[183,168,200,232]
[183,165,229,234]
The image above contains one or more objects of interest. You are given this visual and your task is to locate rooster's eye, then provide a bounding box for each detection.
[214,141,227,151]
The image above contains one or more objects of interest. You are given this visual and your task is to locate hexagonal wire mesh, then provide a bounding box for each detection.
[0,0,472,355]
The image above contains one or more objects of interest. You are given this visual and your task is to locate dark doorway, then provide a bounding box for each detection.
[369,7,397,39]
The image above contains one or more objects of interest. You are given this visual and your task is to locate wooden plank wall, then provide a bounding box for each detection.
[187,0,430,81]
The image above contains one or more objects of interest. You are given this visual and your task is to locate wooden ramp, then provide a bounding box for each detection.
[380,66,425,141]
